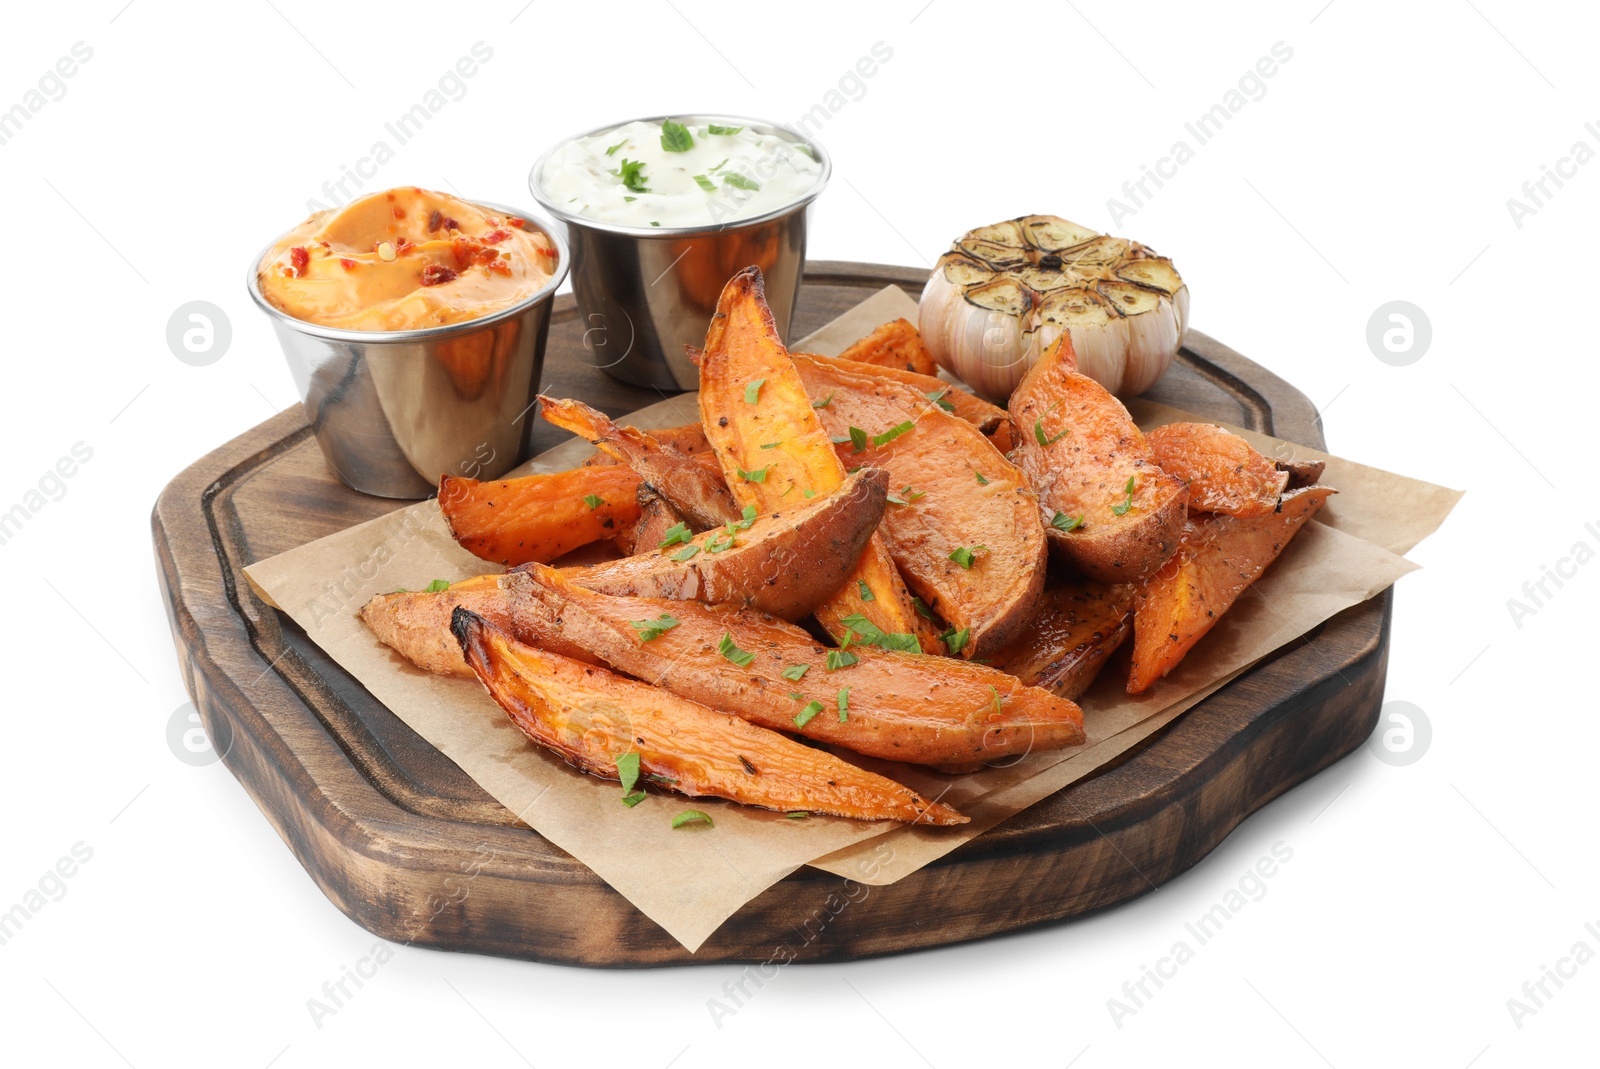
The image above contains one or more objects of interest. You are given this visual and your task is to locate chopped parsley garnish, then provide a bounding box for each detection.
[926,387,956,412]
[616,752,646,807]
[744,378,766,404]
[726,504,758,531]
[886,485,926,506]
[911,596,936,621]
[857,580,875,601]
[623,195,637,202]
[671,545,701,561]
[736,465,770,483]
[837,686,851,722]
[872,421,915,447]
[840,614,922,654]
[610,158,650,193]
[1034,413,1068,446]
[706,532,736,553]
[708,157,728,173]
[940,626,970,656]
[657,522,693,548]
[722,172,760,191]
[629,613,680,643]
[802,489,816,499]
[760,442,780,449]
[825,649,859,671]
[707,124,743,135]
[781,664,809,681]
[719,632,756,667]
[812,391,834,408]
[659,119,695,152]
[793,700,824,728]
[424,579,450,593]
[1051,511,1084,532]
[605,139,626,156]
[671,810,712,829]
[988,685,1003,716]
[974,471,990,485]
[1111,476,1136,516]
[848,426,869,453]
[948,545,988,569]
[583,493,604,509]
[786,811,809,819]
[693,174,716,192]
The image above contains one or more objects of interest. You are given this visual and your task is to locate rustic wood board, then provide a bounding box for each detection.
[152,261,1389,966]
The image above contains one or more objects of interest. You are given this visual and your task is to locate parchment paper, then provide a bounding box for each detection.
[245,286,1458,950]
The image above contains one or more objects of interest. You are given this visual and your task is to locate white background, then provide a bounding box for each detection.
[1,1,1594,1065]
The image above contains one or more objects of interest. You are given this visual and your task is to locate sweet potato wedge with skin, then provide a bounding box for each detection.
[797,352,1012,441]
[1278,458,1326,490]
[1009,334,1187,583]
[439,466,643,567]
[699,267,938,649]
[452,611,967,825]
[1127,485,1336,694]
[1147,422,1289,518]
[504,566,1086,768]
[541,396,741,529]
[794,357,1046,659]
[359,575,593,677]
[837,318,940,376]
[568,468,888,621]
[581,423,713,467]
[994,580,1135,701]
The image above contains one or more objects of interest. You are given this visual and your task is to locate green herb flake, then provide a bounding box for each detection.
[1034,416,1068,447]
[605,139,626,156]
[941,626,970,656]
[719,632,756,668]
[707,124,743,135]
[609,158,650,193]
[623,195,637,202]
[736,465,770,483]
[744,378,766,404]
[837,686,851,722]
[872,421,915,447]
[727,504,758,531]
[802,489,817,499]
[839,613,922,654]
[692,174,717,192]
[887,484,926,506]
[1110,476,1136,516]
[616,752,644,807]
[825,649,859,671]
[948,545,988,569]
[660,119,695,152]
[988,684,1003,716]
[671,544,701,561]
[812,391,834,408]
[857,580,875,601]
[926,387,956,412]
[629,613,681,643]
[974,471,990,485]
[760,441,780,449]
[911,596,936,621]
[786,811,809,819]
[1051,511,1085,532]
[424,579,450,593]
[722,172,761,191]
[708,157,728,173]
[671,810,713,829]
[781,664,810,682]
[657,521,693,548]
[583,493,604,509]
[706,532,736,554]
[848,426,869,454]
[793,700,825,728]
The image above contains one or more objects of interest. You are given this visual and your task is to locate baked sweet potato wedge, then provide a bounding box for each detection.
[567,468,888,621]
[1278,457,1326,490]
[836,317,940,376]
[993,579,1135,701]
[1009,334,1187,583]
[1127,484,1336,694]
[541,396,741,529]
[453,611,967,825]
[793,357,1046,659]
[359,574,591,677]
[796,352,1013,447]
[698,267,938,649]
[439,465,643,567]
[581,423,713,467]
[1147,422,1289,518]
[611,484,687,556]
[504,565,1086,768]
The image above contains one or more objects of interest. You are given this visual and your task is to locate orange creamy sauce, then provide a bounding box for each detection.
[257,188,556,331]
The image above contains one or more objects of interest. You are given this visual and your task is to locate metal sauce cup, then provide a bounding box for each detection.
[246,205,570,499]
[530,114,830,391]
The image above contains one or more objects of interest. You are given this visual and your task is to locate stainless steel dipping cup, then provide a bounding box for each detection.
[247,208,570,499]
[529,115,830,391]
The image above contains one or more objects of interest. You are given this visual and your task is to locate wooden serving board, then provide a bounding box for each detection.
[153,262,1389,966]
